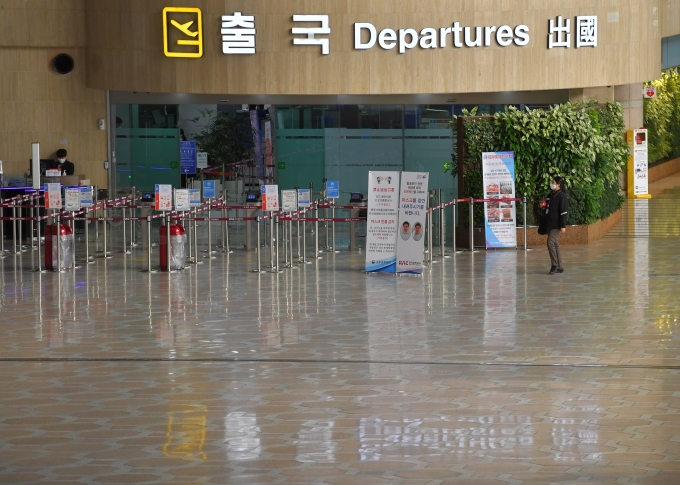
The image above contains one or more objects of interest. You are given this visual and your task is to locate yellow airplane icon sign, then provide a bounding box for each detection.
[163,7,203,58]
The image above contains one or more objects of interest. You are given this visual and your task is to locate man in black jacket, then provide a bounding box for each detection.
[545,176,568,274]
[54,149,75,176]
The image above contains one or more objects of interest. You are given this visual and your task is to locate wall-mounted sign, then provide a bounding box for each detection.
[643,85,657,99]
[180,141,197,175]
[163,7,203,58]
[165,9,598,57]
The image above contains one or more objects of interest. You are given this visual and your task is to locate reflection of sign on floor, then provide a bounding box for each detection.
[163,404,207,460]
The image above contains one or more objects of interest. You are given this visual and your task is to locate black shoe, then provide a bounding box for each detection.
[555,268,564,274]
[549,266,557,274]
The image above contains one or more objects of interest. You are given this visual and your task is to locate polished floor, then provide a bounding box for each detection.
[1,178,680,484]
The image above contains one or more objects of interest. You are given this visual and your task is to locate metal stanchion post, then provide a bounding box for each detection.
[204,199,216,259]
[0,197,5,256]
[12,200,17,253]
[85,207,93,264]
[220,189,227,251]
[18,199,25,252]
[331,200,337,253]
[275,216,280,272]
[121,206,130,254]
[302,209,308,264]
[98,201,112,259]
[315,203,321,258]
[523,196,529,252]
[269,215,275,269]
[30,194,35,251]
[252,216,263,273]
[130,187,137,248]
[194,208,202,264]
[428,210,436,263]
[469,199,475,252]
[165,214,171,272]
[452,200,458,254]
[289,218,295,268]
[55,211,62,272]
[34,204,44,272]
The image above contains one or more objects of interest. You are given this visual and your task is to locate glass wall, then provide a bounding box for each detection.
[114,104,181,195]
[275,104,458,203]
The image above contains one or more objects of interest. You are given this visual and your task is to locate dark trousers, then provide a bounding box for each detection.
[547,229,563,269]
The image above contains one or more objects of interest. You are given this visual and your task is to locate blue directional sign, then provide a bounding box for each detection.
[203,180,216,199]
[180,141,197,175]
[326,180,339,198]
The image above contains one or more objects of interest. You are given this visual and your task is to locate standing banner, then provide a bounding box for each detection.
[627,129,651,199]
[365,171,400,273]
[155,184,172,211]
[174,189,190,211]
[180,141,197,175]
[64,188,81,212]
[396,172,429,274]
[261,185,279,211]
[482,152,517,248]
[44,183,62,210]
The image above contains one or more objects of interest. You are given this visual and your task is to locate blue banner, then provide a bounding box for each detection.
[203,180,215,199]
[326,180,339,198]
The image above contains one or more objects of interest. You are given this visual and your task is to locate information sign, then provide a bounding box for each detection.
[64,188,81,211]
[44,183,62,210]
[365,171,400,273]
[203,180,216,199]
[396,172,429,274]
[627,129,650,198]
[155,184,173,211]
[326,180,340,198]
[174,189,190,211]
[297,188,311,207]
[282,190,298,212]
[80,187,93,207]
[188,188,201,207]
[261,185,279,211]
[482,152,517,248]
[180,141,197,175]
[196,152,208,169]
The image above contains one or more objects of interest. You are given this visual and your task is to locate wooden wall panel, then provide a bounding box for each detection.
[0,47,108,188]
[0,0,86,47]
[85,0,667,96]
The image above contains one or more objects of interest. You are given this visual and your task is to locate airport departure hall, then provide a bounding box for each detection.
[2,1,680,484]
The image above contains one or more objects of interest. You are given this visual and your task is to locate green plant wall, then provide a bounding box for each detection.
[452,101,627,226]
[644,69,680,163]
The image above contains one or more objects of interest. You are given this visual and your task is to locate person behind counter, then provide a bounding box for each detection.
[54,149,75,176]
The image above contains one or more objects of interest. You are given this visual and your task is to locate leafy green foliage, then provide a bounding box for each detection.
[189,109,256,167]
[452,101,627,226]
[644,69,680,162]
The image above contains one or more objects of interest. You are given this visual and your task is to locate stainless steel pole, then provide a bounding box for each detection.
[30,194,35,251]
[523,195,528,251]
[255,216,261,272]
[302,209,307,263]
[469,199,474,252]
[165,214,171,272]
[428,211,434,263]
[331,201,336,253]
[452,200,457,253]
[130,187,136,248]
[55,211,61,272]
[147,215,152,272]
[35,200,42,271]
[12,200,17,253]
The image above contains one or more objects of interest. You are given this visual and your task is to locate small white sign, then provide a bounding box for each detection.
[174,189,190,211]
[643,85,657,99]
[189,188,201,207]
[197,152,208,169]
[261,184,279,212]
[45,183,62,210]
[282,190,298,212]
[64,188,81,211]
[155,184,173,211]
[297,188,311,207]
[46,169,62,177]
[80,187,93,207]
